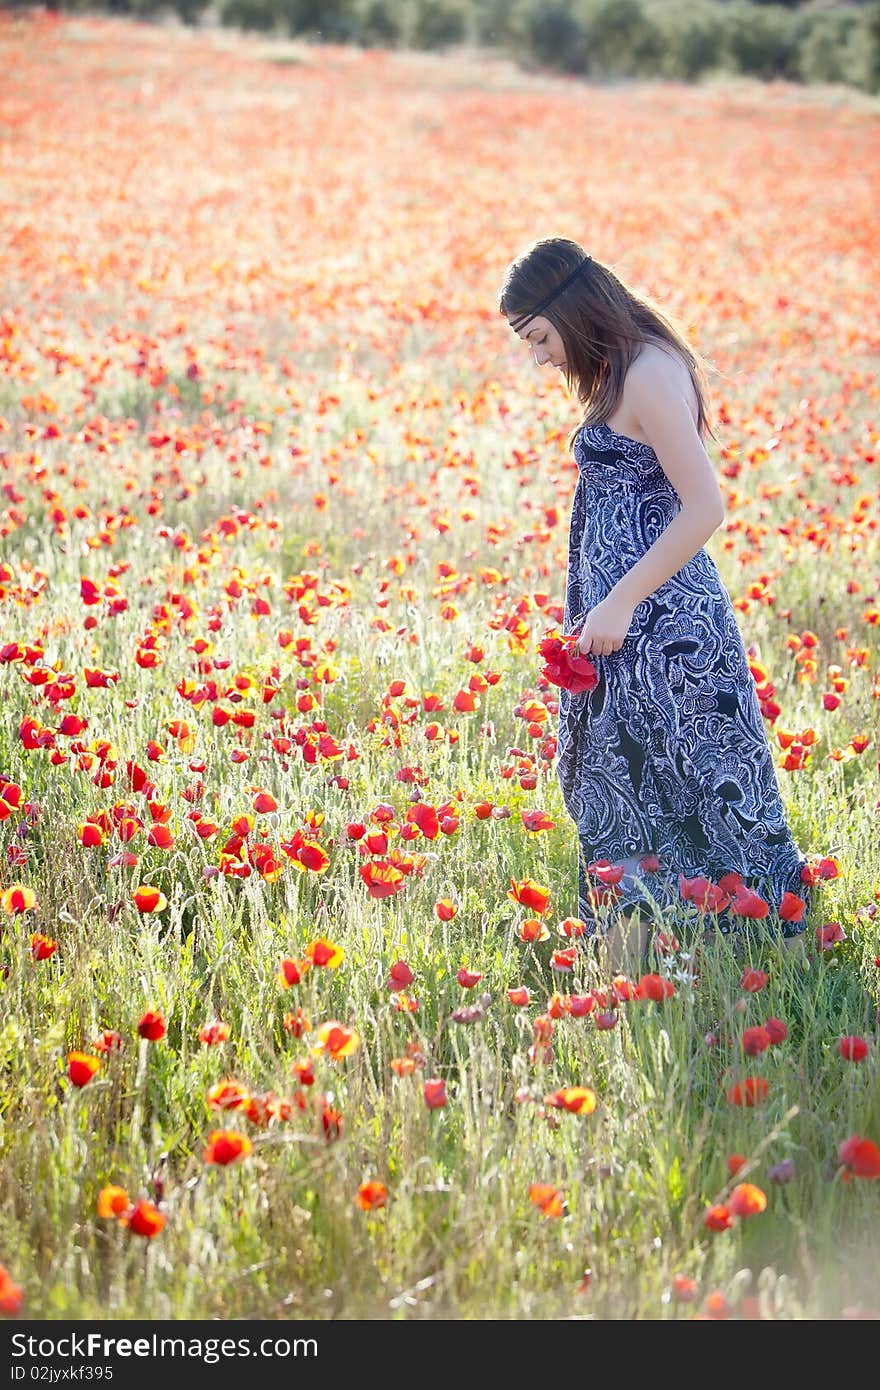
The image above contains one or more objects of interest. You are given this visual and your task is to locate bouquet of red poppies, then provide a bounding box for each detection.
[539,633,598,693]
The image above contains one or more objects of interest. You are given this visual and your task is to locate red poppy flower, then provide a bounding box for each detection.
[538,635,597,694]
[387,959,414,991]
[68,1051,101,1087]
[838,1036,869,1062]
[704,1204,733,1231]
[423,1077,447,1110]
[360,862,406,898]
[519,918,550,942]
[0,1265,23,1316]
[132,885,167,913]
[304,938,343,969]
[727,1077,769,1106]
[742,1026,772,1056]
[838,1134,880,1179]
[457,967,482,988]
[97,1185,130,1219]
[635,973,675,1002]
[778,891,806,922]
[739,967,768,993]
[203,1130,252,1165]
[730,886,769,919]
[30,932,57,960]
[816,921,846,950]
[544,1087,597,1115]
[125,1200,166,1237]
[671,1274,699,1303]
[137,1010,166,1042]
[726,1154,747,1175]
[278,957,312,987]
[198,1021,229,1045]
[763,1017,788,1045]
[508,877,550,914]
[1,884,36,914]
[508,986,531,1007]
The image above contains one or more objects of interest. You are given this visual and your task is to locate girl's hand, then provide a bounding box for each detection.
[576,594,636,657]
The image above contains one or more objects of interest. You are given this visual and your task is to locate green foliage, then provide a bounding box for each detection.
[47,0,880,93]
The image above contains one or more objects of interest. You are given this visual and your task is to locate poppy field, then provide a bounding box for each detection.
[0,13,879,1322]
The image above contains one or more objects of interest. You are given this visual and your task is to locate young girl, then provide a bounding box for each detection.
[499,237,814,970]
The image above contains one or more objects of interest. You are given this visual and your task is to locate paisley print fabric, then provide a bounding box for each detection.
[556,422,812,938]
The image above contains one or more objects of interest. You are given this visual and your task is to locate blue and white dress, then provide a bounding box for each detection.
[556,421,812,938]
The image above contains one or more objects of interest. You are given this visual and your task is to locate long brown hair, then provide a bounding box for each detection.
[499,237,717,449]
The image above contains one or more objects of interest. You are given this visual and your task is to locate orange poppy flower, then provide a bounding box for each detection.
[544,1087,598,1115]
[97,1185,130,1219]
[726,1077,769,1106]
[519,918,550,943]
[508,986,531,1007]
[356,1181,388,1211]
[206,1079,250,1110]
[528,1183,564,1218]
[728,1183,768,1217]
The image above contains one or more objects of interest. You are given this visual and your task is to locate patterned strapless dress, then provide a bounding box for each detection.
[555,421,813,938]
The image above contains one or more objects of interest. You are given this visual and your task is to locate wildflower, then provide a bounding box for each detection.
[312,1021,360,1060]
[635,973,675,1002]
[508,986,531,1006]
[304,938,343,969]
[838,1135,880,1179]
[278,957,312,987]
[518,918,550,943]
[132,885,167,913]
[816,921,846,950]
[203,1130,252,1165]
[726,1077,769,1106]
[97,1186,130,1218]
[356,1181,388,1211]
[838,1036,869,1062]
[507,877,550,914]
[543,1087,597,1115]
[763,1017,788,1045]
[726,1154,747,1176]
[768,1159,795,1185]
[67,1052,101,1087]
[528,1183,564,1218]
[704,1204,733,1232]
[30,933,57,960]
[457,967,482,988]
[423,1077,447,1110]
[137,1010,166,1042]
[198,1021,229,1045]
[0,1265,24,1316]
[387,959,414,991]
[125,1200,166,1237]
[435,898,456,920]
[671,1274,699,1303]
[742,1026,772,1056]
[1,885,36,914]
[739,967,768,993]
[728,1183,768,1217]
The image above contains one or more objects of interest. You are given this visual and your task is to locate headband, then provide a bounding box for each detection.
[509,255,592,333]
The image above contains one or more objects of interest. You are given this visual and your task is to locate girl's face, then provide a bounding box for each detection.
[512,314,566,371]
